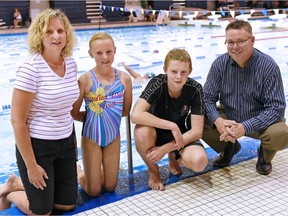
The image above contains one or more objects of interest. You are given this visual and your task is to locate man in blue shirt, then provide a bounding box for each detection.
[203,20,288,175]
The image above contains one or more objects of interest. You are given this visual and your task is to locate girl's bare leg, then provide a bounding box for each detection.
[79,137,102,197]
[102,136,120,192]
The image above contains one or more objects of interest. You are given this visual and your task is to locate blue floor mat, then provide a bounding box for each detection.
[0,138,260,215]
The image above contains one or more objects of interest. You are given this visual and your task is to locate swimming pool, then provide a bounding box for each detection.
[0,20,287,180]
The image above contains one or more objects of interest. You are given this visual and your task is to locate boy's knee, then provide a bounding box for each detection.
[193,155,208,172]
[182,154,208,172]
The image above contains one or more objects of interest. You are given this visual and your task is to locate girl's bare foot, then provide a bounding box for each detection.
[148,172,165,191]
[168,152,183,175]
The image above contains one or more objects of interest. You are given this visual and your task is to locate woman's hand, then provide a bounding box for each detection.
[27,165,48,190]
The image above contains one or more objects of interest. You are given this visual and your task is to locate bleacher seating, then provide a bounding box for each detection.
[86,0,105,24]
[0,18,6,29]
[101,0,129,22]
[50,1,90,24]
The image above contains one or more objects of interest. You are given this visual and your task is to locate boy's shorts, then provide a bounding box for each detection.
[155,128,204,160]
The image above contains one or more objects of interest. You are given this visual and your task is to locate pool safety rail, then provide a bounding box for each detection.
[125,115,133,174]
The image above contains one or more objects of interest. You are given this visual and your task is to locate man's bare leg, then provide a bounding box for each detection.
[168,152,182,175]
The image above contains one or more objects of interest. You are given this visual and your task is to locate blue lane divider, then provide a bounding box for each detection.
[125,43,133,46]
[268,47,276,50]
[152,61,163,66]
[196,56,206,59]
[132,84,143,90]
[192,76,202,80]
[128,64,140,67]
[3,63,15,66]
[198,37,204,39]
[210,43,218,46]
[2,104,11,110]
[185,38,191,40]
[195,44,202,47]
[156,41,164,43]
[141,42,148,45]
[142,50,149,53]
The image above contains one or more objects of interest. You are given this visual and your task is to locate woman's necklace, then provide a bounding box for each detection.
[48,61,64,68]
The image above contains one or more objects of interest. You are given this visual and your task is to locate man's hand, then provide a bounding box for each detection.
[215,118,245,143]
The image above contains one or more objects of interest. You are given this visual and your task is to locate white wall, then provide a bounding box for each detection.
[29,0,50,21]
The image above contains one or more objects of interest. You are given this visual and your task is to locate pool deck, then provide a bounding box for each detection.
[0,20,157,35]
[1,138,288,215]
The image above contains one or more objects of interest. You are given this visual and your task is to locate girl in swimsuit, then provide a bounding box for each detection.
[72,32,132,197]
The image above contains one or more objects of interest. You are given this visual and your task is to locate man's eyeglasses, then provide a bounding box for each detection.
[224,37,251,48]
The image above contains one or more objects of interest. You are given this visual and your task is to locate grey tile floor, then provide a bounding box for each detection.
[76,149,288,216]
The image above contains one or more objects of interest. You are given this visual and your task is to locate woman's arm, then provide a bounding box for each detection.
[11,89,48,189]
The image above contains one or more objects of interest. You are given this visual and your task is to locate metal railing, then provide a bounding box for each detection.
[125,115,133,174]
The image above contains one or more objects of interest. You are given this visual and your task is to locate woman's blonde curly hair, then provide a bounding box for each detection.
[28,9,76,57]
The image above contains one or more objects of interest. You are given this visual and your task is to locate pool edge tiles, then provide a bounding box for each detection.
[0,138,261,215]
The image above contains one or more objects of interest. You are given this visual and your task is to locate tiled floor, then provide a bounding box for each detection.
[76,149,288,216]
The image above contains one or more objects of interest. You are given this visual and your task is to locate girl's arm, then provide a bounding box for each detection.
[71,73,89,121]
[120,71,132,117]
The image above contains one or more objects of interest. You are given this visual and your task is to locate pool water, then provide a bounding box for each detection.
[0,21,287,180]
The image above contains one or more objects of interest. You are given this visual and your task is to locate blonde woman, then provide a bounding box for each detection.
[0,9,79,214]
